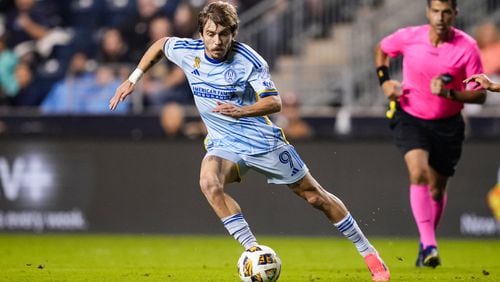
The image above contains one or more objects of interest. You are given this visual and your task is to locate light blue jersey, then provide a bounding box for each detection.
[163,37,288,155]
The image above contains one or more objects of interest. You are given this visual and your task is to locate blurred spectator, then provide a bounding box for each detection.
[121,0,164,61]
[10,61,39,106]
[101,0,136,28]
[474,21,500,75]
[0,33,19,103]
[41,52,93,113]
[56,0,101,56]
[157,97,205,137]
[149,15,173,42]
[41,52,128,114]
[5,0,71,59]
[4,0,74,106]
[183,118,207,139]
[5,0,52,49]
[81,65,123,113]
[474,21,498,49]
[273,93,313,140]
[464,21,500,115]
[159,102,185,137]
[97,28,133,64]
[172,2,198,38]
[161,0,182,19]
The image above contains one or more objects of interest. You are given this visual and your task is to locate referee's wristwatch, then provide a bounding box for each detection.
[446,89,456,100]
[440,89,456,100]
[448,89,456,99]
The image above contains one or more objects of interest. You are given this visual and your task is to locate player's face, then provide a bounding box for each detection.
[201,19,234,60]
[426,0,457,37]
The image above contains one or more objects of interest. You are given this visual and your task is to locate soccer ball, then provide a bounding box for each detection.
[237,245,281,282]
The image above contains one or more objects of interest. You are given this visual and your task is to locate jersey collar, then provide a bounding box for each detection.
[204,52,225,64]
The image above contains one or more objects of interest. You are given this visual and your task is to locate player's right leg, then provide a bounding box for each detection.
[289,173,390,281]
[199,153,258,250]
[404,149,440,268]
[199,155,241,218]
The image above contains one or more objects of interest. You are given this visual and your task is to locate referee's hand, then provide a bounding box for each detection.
[430,76,447,97]
[381,80,402,100]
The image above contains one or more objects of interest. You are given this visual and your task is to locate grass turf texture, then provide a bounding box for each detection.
[0,234,498,281]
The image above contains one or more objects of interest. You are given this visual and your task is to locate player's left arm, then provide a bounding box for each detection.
[464,74,500,92]
[212,95,281,118]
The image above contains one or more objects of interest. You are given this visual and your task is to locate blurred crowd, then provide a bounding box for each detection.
[0,0,269,137]
[0,0,334,139]
[2,0,498,138]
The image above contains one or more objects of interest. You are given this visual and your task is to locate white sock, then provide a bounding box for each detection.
[334,213,375,257]
[222,213,258,250]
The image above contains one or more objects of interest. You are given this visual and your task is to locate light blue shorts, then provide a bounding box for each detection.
[205,144,309,185]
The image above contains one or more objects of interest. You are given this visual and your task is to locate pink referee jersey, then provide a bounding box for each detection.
[380,25,483,120]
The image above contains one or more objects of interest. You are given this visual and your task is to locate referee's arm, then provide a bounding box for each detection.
[432,74,486,104]
[374,43,402,100]
[445,88,486,104]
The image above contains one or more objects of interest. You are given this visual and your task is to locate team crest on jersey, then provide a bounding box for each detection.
[194,57,201,69]
[191,57,201,76]
[224,68,237,83]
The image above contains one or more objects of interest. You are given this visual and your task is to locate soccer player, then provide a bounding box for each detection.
[464,73,500,92]
[110,2,390,281]
[374,0,486,268]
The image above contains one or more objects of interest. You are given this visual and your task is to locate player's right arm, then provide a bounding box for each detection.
[374,42,402,100]
[464,74,500,92]
[109,37,169,111]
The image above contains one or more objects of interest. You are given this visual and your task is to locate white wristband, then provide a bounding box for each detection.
[128,68,144,84]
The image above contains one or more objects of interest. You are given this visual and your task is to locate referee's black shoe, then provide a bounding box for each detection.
[415,242,424,267]
[422,245,441,268]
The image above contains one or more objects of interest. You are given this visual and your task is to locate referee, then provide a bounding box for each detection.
[374,0,486,268]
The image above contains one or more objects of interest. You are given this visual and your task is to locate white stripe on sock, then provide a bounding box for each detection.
[334,213,375,257]
[222,213,258,250]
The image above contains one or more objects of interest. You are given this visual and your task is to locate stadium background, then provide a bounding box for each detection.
[0,0,499,238]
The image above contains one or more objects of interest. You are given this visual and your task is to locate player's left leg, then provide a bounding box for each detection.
[428,167,449,230]
[288,173,390,281]
[419,166,449,268]
[243,145,389,280]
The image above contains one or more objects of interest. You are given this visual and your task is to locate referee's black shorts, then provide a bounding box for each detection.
[389,106,465,177]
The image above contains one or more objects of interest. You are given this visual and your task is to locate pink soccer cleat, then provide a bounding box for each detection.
[364,252,390,281]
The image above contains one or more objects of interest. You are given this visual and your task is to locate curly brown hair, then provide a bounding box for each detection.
[198,1,239,36]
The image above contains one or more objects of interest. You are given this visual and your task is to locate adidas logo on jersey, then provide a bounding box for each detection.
[191,69,200,76]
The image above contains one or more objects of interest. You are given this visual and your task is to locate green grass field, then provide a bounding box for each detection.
[0,234,498,281]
